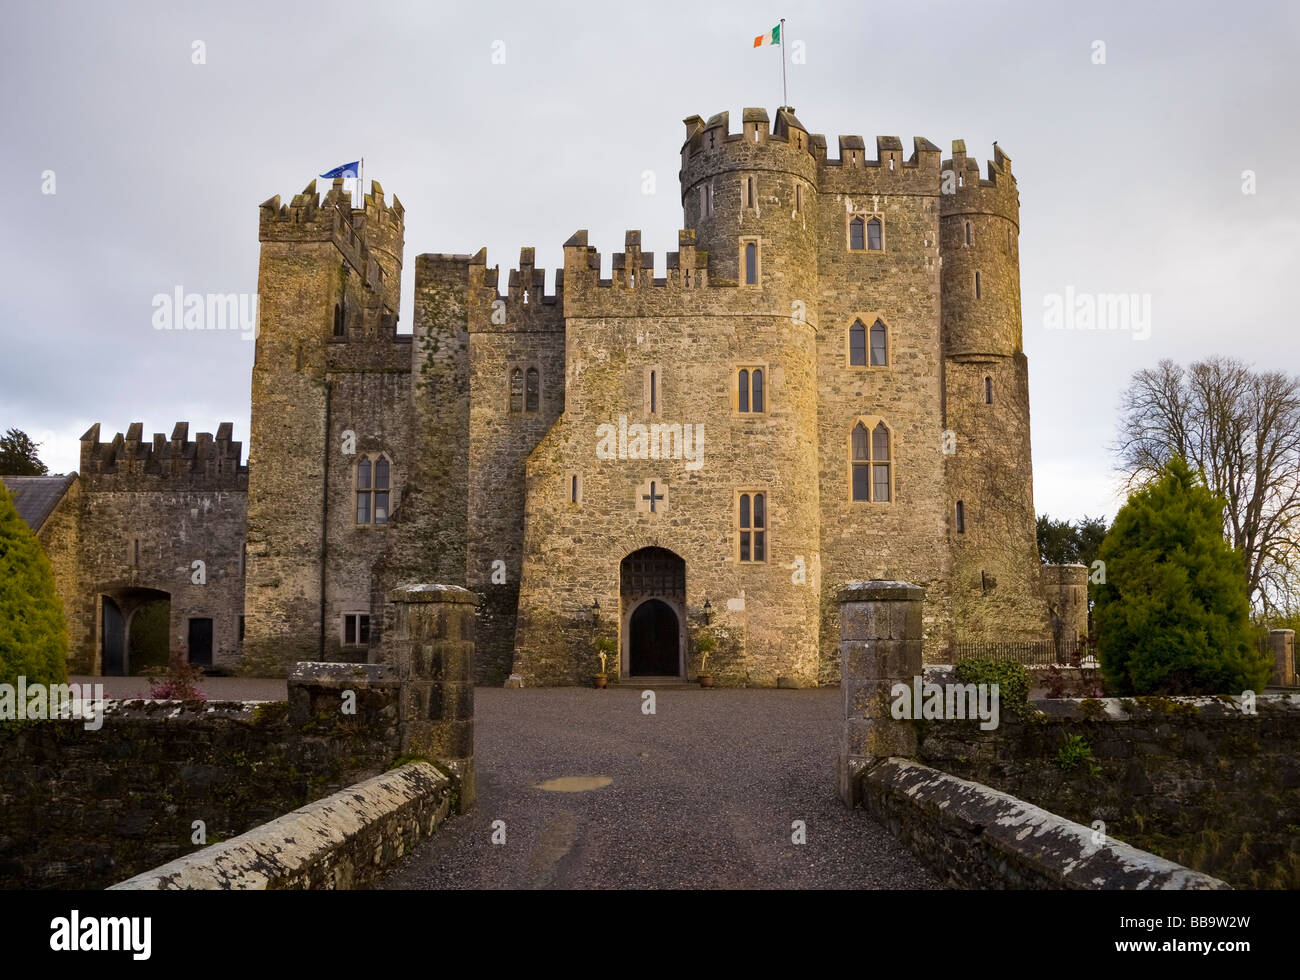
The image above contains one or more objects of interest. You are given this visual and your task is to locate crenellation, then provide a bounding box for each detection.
[78,421,247,490]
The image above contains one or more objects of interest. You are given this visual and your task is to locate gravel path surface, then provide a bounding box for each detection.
[378,687,941,890]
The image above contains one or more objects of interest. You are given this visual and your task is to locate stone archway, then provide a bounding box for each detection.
[620,547,686,678]
[97,586,171,676]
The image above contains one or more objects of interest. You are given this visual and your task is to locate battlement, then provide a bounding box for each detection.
[562,229,710,292]
[682,107,811,162]
[259,178,403,289]
[78,422,248,491]
[681,107,941,174]
[940,140,1017,217]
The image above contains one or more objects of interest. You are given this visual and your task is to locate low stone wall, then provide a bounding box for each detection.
[111,762,450,889]
[917,694,1300,889]
[0,665,402,890]
[865,759,1229,889]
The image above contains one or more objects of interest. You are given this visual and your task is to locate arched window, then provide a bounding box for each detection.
[509,368,524,413]
[867,217,882,250]
[870,320,887,366]
[849,216,865,251]
[525,367,540,412]
[751,368,764,412]
[737,367,765,413]
[738,491,766,562]
[333,303,344,336]
[738,369,749,413]
[356,455,392,525]
[849,320,867,365]
[851,421,892,502]
[985,376,993,404]
[956,500,966,534]
[744,241,758,284]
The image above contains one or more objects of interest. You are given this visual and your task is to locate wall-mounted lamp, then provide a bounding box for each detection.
[702,598,712,626]
[591,597,601,625]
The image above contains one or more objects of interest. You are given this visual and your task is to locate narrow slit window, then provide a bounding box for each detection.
[571,474,579,503]
[333,303,344,336]
[744,241,757,284]
[795,183,803,213]
[956,500,966,534]
[975,271,982,299]
[985,376,993,404]
[649,370,657,414]
[965,221,972,246]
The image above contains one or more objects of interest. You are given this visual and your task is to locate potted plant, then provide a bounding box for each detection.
[593,636,616,689]
[695,633,717,688]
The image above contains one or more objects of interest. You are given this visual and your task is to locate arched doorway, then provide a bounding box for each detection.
[97,587,171,675]
[102,598,125,676]
[621,547,686,678]
[629,599,680,675]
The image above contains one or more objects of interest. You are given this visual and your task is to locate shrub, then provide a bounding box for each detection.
[147,659,208,701]
[1057,733,1101,775]
[954,659,1032,718]
[0,482,68,687]
[1093,456,1271,695]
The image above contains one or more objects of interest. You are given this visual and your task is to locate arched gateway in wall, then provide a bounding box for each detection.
[620,547,686,678]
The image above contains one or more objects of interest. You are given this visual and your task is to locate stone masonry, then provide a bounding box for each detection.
[29,106,1068,684]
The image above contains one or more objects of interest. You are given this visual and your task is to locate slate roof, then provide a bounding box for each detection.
[1,474,75,533]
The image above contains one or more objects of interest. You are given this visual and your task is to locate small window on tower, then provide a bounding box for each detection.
[965,221,973,246]
[985,376,993,404]
[333,303,344,336]
[795,183,803,213]
[975,271,982,299]
[867,217,882,250]
[525,367,540,412]
[509,368,524,413]
[956,500,966,534]
[738,492,767,563]
[743,240,758,285]
[737,367,765,413]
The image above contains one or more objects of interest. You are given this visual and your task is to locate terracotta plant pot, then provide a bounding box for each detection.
[698,674,714,688]
[593,674,608,689]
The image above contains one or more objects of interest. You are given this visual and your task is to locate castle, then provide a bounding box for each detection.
[8,107,1090,685]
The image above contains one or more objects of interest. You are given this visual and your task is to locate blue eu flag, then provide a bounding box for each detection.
[320,161,360,179]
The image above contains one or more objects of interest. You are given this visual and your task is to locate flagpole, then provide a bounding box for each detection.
[780,18,788,107]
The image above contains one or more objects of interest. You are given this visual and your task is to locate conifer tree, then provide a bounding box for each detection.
[1094,456,1270,695]
[0,483,69,686]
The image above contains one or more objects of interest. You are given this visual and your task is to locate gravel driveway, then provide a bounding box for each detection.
[377,687,941,889]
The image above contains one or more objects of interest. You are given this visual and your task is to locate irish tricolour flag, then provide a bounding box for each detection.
[753,23,780,47]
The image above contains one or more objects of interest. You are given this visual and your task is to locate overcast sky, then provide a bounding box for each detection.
[3,0,1297,523]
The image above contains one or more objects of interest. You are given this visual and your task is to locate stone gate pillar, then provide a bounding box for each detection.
[387,584,477,810]
[838,581,925,806]
[1272,629,1296,687]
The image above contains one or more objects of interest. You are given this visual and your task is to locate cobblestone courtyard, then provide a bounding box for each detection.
[378,687,940,890]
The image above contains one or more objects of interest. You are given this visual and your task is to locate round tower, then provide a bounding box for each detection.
[680,107,820,299]
[673,107,824,685]
[940,142,1048,642]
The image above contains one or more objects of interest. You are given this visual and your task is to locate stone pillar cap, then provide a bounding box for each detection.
[837,580,926,602]
[388,583,479,605]
[1270,628,1296,635]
